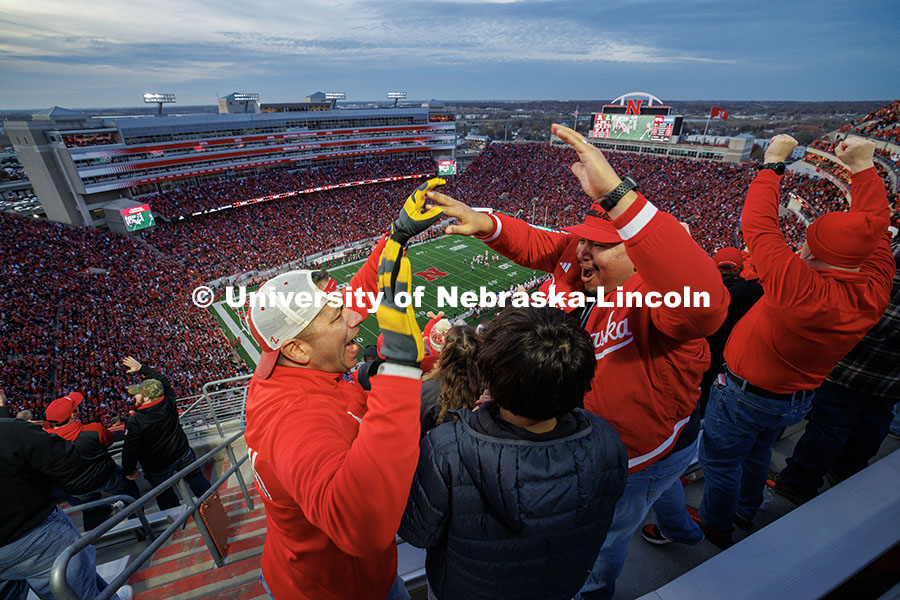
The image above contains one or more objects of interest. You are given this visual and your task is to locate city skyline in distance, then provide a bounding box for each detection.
[1,0,898,110]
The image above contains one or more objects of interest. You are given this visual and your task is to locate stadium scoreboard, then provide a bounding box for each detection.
[592,114,679,143]
[438,160,457,176]
[122,204,155,232]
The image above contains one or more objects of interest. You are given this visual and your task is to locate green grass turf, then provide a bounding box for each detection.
[212,235,544,368]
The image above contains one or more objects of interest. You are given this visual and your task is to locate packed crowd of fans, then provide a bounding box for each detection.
[141,158,435,219]
[843,99,900,143]
[144,179,435,280]
[2,138,890,424]
[0,213,245,425]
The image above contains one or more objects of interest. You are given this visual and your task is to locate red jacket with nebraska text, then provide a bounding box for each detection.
[244,236,422,600]
[478,193,728,471]
[724,167,893,392]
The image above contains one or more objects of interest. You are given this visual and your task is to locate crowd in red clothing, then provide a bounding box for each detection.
[843,99,900,143]
[0,144,882,424]
[440,143,849,253]
[142,158,435,219]
[0,213,245,425]
[144,178,435,280]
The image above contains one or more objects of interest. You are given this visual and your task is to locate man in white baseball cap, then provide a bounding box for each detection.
[245,179,445,600]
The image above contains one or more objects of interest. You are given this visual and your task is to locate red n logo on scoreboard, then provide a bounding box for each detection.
[414,267,449,282]
[625,100,643,115]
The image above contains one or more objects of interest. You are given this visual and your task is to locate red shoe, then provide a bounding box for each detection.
[686,505,733,549]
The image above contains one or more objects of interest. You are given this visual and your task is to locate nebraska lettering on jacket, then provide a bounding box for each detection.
[477,193,728,471]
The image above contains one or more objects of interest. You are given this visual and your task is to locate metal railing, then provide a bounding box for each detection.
[50,429,253,600]
[64,495,156,543]
[178,374,251,438]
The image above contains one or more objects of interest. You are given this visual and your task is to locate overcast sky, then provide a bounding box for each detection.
[1,0,898,110]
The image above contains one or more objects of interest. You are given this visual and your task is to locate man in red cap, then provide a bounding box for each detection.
[244,180,443,600]
[44,392,140,530]
[427,124,729,599]
[698,135,894,547]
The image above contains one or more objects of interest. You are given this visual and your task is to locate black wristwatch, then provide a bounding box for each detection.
[601,176,639,211]
[760,162,786,175]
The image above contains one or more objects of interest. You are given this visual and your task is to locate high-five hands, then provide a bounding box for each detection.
[390,178,446,245]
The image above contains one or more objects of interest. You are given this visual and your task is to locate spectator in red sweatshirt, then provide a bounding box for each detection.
[244,180,443,600]
[427,124,728,600]
[699,135,894,548]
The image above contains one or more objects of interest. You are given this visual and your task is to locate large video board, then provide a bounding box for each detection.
[592,114,677,142]
[122,204,155,232]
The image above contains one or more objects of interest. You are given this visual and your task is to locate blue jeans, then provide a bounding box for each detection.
[576,437,702,600]
[699,377,813,532]
[145,447,211,510]
[781,380,896,488]
[0,506,123,600]
[890,402,900,436]
[260,571,409,600]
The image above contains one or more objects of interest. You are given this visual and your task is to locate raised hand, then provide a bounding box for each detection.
[551,123,624,200]
[763,134,798,164]
[834,136,876,174]
[390,178,446,245]
[425,190,494,236]
[122,356,142,373]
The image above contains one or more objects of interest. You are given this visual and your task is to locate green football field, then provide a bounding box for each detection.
[209,235,545,369]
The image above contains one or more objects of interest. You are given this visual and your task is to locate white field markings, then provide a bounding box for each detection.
[349,237,490,345]
[211,302,261,364]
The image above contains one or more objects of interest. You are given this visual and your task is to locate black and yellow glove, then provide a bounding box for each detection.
[376,239,424,366]
[390,178,446,245]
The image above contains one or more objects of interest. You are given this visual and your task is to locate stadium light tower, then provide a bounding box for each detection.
[325,92,346,109]
[143,93,176,116]
[387,91,407,107]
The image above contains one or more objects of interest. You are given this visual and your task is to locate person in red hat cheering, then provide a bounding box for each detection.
[698,135,894,547]
[426,124,729,599]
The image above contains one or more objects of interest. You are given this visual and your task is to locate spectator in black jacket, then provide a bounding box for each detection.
[0,389,132,599]
[399,307,628,600]
[121,357,210,510]
[44,392,140,529]
[697,247,764,415]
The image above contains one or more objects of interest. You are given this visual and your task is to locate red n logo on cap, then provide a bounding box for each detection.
[626,100,643,115]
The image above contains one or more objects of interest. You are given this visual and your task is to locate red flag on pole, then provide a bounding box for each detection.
[710,106,729,120]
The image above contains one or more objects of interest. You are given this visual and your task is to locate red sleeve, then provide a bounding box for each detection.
[478,213,572,273]
[852,168,894,291]
[741,170,818,306]
[273,373,421,557]
[613,193,729,339]
[344,235,388,317]
[84,423,114,447]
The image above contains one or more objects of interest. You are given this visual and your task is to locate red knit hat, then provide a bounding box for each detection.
[806,212,882,268]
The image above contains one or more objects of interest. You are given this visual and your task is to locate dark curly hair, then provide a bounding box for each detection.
[477,306,595,420]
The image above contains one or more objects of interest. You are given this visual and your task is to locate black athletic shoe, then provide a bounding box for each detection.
[733,513,753,531]
[771,472,817,505]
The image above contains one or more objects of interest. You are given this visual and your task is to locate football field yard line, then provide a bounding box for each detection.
[211,303,260,363]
